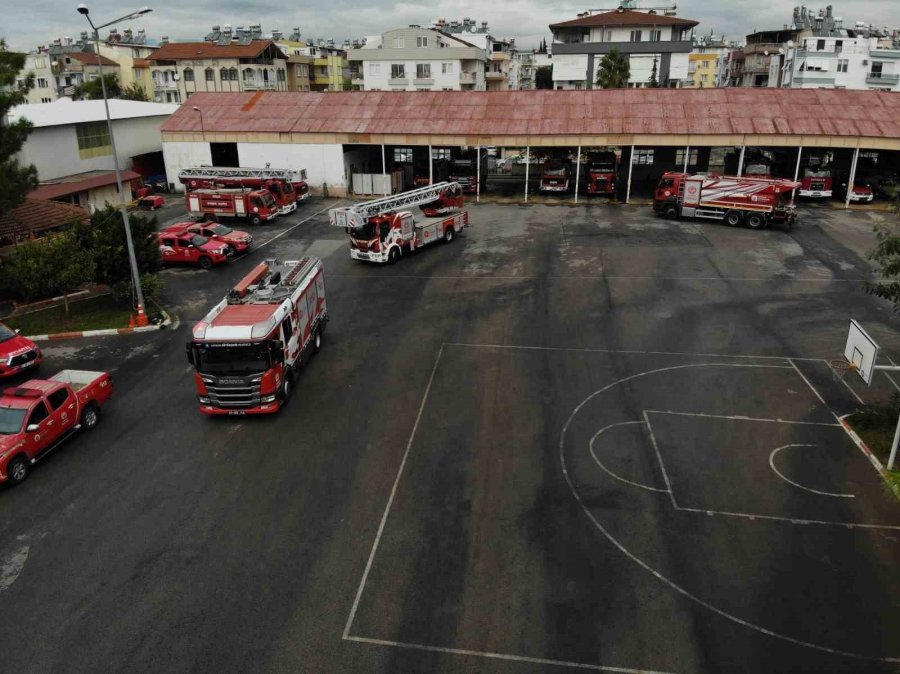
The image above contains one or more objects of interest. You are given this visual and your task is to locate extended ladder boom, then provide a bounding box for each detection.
[179,166,300,182]
[329,182,462,229]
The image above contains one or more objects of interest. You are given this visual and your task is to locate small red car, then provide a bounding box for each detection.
[0,322,42,379]
[180,222,253,254]
[157,230,230,270]
[137,195,165,210]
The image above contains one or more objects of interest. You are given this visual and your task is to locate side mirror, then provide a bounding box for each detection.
[26,424,39,432]
[185,343,195,365]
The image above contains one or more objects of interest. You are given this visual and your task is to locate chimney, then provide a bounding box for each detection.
[211,25,221,32]
[160,36,169,45]
[64,36,72,46]
[272,29,282,41]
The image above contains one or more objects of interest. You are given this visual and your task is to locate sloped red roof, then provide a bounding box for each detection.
[66,51,119,67]
[0,199,89,238]
[150,40,284,62]
[30,170,142,201]
[162,89,900,142]
[133,58,150,68]
[550,9,699,29]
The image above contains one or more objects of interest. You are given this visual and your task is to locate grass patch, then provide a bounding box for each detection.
[6,294,135,335]
[845,395,900,500]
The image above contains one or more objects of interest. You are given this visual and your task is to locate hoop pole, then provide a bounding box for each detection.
[889,414,900,471]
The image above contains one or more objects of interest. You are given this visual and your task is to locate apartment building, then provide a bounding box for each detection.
[549,6,698,89]
[685,36,733,88]
[434,18,519,90]
[95,28,158,98]
[781,31,900,91]
[17,53,57,104]
[349,26,486,91]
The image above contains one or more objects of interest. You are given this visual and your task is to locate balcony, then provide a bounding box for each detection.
[389,77,409,86]
[351,76,364,87]
[243,80,279,90]
[489,51,510,61]
[485,71,505,80]
[153,80,178,91]
[743,42,782,55]
[413,78,434,86]
[866,72,900,85]
[459,71,477,84]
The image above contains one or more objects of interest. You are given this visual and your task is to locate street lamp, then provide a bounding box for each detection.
[192,105,204,139]
[76,4,153,326]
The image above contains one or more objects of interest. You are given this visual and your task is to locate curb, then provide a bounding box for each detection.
[839,414,900,499]
[25,309,173,342]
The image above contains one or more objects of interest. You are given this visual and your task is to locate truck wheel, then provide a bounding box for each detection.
[7,457,29,485]
[280,372,294,405]
[444,226,455,243]
[250,215,262,226]
[80,404,100,431]
[746,213,766,230]
[725,210,743,227]
[663,204,679,219]
[199,256,213,270]
[388,247,400,265]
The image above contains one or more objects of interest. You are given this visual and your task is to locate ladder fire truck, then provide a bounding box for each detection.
[178,166,309,214]
[186,257,328,415]
[329,182,468,264]
[186,188,280,225]
[653,172,799,229]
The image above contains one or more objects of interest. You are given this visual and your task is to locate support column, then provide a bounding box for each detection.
[476,145,481,203]
[792,145,803,199]
[682,145,690,173]
[429,144,433,185]
[524,145,530,203]
[574,146,581,204]
[845,146,860,209]
[737,145,746,177]
[381,144,388,196]
[626,145,634,204]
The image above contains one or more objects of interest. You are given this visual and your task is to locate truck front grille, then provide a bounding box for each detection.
[9,350,37,368]
[205,382,261,408]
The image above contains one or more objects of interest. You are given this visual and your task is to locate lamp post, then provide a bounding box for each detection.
[76,4,153,326]
[192,105,205,139]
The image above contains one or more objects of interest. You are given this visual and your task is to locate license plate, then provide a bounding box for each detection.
[357,252,369,259]
[228,410,246,416]
[20,360,36,368]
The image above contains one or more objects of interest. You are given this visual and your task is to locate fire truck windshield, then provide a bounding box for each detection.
[0,408,27,435]
[351,222,377,240]
[804,168,831,178]
[195,344,270,375]
[268,183,284,198]
[263,192,277,209]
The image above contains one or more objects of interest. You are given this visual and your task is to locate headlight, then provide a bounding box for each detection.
[199,396,210,404]
[0,358,9,366]
[261,394,277,404]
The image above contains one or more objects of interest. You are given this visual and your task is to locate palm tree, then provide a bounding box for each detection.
[596,48,630,89]
[648,57,659,88]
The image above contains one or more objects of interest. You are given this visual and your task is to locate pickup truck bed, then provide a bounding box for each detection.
[50,370,107,393]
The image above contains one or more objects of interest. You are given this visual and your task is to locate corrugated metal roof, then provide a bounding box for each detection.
[0,199,89,238]
[149,40,284,61]
[8,100,179,128]
[550,9,699,29]
[162,90,900,142]
[30,170,142,201]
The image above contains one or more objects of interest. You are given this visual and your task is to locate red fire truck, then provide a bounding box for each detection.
[186,188,279,226]
[654,172,800,229]
[186,257,328,415]
[539,158,572,193]
[179,166,309,214]
[799,166,833,198]
[448,153,487,194]
[329,182,468,264]
[586,151,617,196]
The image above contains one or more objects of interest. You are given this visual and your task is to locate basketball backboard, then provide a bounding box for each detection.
[844,319,879,386]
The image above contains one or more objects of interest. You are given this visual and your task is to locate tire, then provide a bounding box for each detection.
[250,215,262,226]
[80,403,100,431]
[746,213,766,230]
[663,204,679,219]
[388,247,400,265]
[313,328,322,354]
[199,256,213,270]
[444,226,455,243]
[725,210,743,227]
[280,371,294,405]
[7,457,29,486]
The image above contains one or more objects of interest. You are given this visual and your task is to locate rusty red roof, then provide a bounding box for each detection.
[66,51,119,67]
[150,40,284,62]
[0,199,89,238]
[550,9,699,29]
[30,170,142,201]
[162,90,900,143]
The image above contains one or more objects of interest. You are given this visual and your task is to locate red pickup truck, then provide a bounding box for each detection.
[0,370,113,485]
[0,322,42,379]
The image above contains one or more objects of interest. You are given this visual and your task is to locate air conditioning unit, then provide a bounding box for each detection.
[862,59,869,65]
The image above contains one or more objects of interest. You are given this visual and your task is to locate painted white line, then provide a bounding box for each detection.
[644,410,839,428]
[328,274,862,283]
[253,204,335,252]
[673,506,899,530]
[642,412,678,508]
[560,367,900,663]
[343,345,444,640]
[345,636,676,674]
[768,444,855,499]
[588,421,668,493]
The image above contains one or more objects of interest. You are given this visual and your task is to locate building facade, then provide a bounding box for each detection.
[781,33,900,91]
[96,28,158,98]
[549,7,698,89]
[685,36,733,88]
[349,27,486,91]
[17,53,57,104]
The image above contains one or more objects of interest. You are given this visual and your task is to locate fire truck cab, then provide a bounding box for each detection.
[799,167,833,198]
[539,158,571,193]
[187,258,328,415]
[586,152,618,196]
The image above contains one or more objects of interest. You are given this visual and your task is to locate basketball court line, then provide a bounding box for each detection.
[769,444,856,499]
[589,421,669,493]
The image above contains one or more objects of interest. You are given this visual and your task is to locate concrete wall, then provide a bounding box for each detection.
[362,59,469,90]
[587,26,678,42]
[161,140,213,191]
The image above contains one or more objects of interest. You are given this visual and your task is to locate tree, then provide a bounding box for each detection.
[8,231,95,314]
[535,66,553,90]
[596,48,630,89]
[648,57,659,88]
[120,81,149,101]
[73,72,121,100]
[866,215,900,309]
[0,39,38,217]
[79,204,161,289]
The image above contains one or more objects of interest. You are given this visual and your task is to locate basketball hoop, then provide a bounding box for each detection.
[829,358,858,383]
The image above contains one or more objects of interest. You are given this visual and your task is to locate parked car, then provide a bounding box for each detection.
[837,180,874,203]
[157,229,230,270]
[0,322,42,379]
[179,222,253,254]
[0,370,113,485]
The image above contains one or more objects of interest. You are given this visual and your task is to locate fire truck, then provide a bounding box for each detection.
[186,188,279,226]
[186,257,328,415]
[329,182,468,264]
[539,158,572,193]
[653,172,800,229]
[586,151,618,196]
[448,153,487,194]
[799,166,833,198]
[179,166,308,214]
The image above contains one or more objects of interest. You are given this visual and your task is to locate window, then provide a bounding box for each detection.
[41,97,52,103]
[816,39,826,51]
[442,62,453,74]
[47,388,70,411]
[835,40,843,53]
[277,68,286,82]
[27,402,49,428]
[183,67,194,82]
[281,316,293,343]
[205,68,215,81]
[391,63,405,79]
[75,121,111,154]
[837,59,848,73]
[220,67,229,80]
[871,62,884,77]
[229,68,237,81]
[296,64,308,77]
[632,149,654,165]
[416,63,431,79]
[394,37,405,48]
[242,68,255,81]
[649,30,661,41]
[369,63,381,76]
[394,147,413,163]
[630,30,642,42]
[36,77,48,88]
[432,148,451,160]
[417,36,428,48]
[675,148,698,166]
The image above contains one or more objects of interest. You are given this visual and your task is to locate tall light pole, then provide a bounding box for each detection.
[192,105,205,139]
[77,4,153,326]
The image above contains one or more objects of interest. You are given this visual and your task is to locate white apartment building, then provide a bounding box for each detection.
[349,27,486,91]
[781,34,900,91]
[17,53,57,104]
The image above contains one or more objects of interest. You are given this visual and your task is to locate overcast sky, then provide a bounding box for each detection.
[6,1,900,53]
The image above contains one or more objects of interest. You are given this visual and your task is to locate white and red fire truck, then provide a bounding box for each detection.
[179,166,309,214]
[186,188,280,226]
[654,172,799,229]
[539,158,572,193]
[329,182,468,264]
[799,166,833,198]
[586,151,617,196]
[186,257,328,415]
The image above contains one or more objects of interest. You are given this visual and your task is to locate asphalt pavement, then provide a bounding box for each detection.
[1,199,899,673]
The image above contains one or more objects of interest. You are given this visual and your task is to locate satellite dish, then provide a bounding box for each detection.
[786,40,794,47]
[173,72,180,81]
